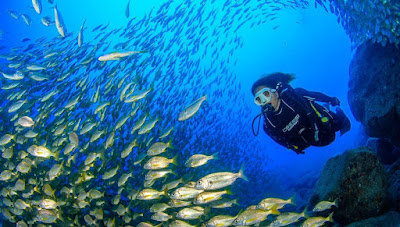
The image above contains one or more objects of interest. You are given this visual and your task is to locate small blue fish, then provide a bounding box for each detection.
[21,14,32,25]
[125,0,131,18]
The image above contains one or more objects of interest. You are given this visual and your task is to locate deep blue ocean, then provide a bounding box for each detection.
[0,0,373,225]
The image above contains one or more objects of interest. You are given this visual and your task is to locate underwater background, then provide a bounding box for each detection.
[0,0,399,226]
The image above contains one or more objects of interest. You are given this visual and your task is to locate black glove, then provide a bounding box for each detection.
[329,97,340,106]
[294,149,305,155]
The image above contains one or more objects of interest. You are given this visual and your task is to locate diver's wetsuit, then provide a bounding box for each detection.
[262,83,342,154]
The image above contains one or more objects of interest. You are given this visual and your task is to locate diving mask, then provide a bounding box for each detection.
[254,88,276,106]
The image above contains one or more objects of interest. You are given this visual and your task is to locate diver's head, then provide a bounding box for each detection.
[251,72,295,110]
[253,86,279,110]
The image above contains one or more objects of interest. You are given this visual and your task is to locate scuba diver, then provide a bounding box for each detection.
[251,72,351,154]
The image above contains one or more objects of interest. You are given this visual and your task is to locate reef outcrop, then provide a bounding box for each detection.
[310,147,388,225]
[387,158,400,212]
[345,211,400,227]
[348,41,400,144]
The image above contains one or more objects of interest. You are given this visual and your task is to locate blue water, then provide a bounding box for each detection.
[0,0,366,225]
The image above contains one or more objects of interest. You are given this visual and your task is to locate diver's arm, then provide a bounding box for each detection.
[294,88,339,105]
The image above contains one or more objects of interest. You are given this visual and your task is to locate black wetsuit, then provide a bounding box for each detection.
[262,83,342,154]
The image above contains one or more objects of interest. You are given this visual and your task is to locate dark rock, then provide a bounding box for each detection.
[377,139,400,165]
[348,41,400,144]
[387,158,400,211]
[365,137,379,149]
[367,138,400,165]
[345,211,400,227]
[310,147,389,225]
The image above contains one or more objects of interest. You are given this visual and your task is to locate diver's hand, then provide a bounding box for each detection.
[295,150,305,154]
[329,97,340,106]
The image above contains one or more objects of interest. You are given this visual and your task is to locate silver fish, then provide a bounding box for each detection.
[178,95,207,121]
[32,0,42,14]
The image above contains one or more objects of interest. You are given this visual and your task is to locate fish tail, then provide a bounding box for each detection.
[225,188,234,195]
[238,163,248,181]
[288,194,296,206]
[203,206,211,219]
[167,138,174,149]
[98,149,106,162]
[327,212,334,222]
[31,159,38,169]
[132,138,138,147]
[170,169,177,176]
[204,94,207,100]
[301,206,309,218]
[53,152,59,162]
[162,188,169,197]
[333,198,338,207]
[171,154,178,166]
[211,152,219,160]
[58,208,65,222]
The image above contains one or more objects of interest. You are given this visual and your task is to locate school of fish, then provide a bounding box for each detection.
[0,0,390,225]
[316,0,400,49]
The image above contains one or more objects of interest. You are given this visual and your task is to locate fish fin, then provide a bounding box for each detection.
[225,188,234,195]
[171,154,178,166]
[211,152,219,160]
[270,204,281,215]
[301,206,309,218]
[32,158,38,168]
[170,169,177,176]
[333,198,338,207]
[161,176,168,184]
[125,204,131,215]
[167,137,174,149]
[238,163,248,181]
[163,188,169,197]
[53,151,59,162]
[182,174,193,182]
[288,194,296,206]
[204,94,207,100]
[203,206,211,219]
[57,208,65,222]
[98,148,106,162]
[327,212,334,222]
